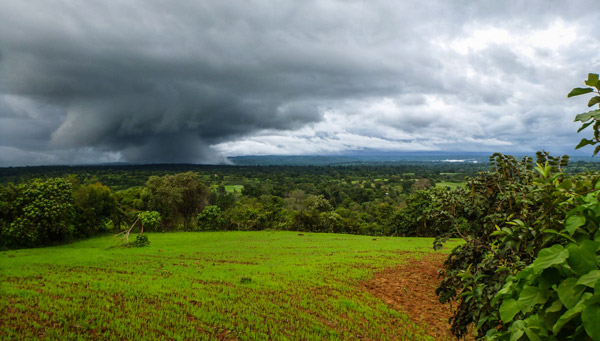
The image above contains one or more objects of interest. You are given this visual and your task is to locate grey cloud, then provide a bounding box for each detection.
[0,0,599,165]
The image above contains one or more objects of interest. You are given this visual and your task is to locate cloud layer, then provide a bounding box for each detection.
[1,1,599,165]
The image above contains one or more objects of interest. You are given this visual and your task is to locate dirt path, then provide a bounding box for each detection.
[362,253,456,340]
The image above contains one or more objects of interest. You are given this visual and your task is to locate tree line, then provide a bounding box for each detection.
[0,164,465,249]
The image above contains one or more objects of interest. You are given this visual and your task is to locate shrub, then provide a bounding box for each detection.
[131,234,150,247]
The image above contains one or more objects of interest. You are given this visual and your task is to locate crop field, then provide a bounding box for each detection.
[224,185,244,193]
[435,181,464,190]
[1,232,454,340]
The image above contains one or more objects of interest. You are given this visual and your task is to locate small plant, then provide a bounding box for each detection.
[240,277,252,284]
[130,234,150,247]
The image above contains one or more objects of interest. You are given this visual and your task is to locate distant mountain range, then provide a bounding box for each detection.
[229,152,600,166]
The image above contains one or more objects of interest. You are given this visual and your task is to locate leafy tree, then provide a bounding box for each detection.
[137,211,161,233]
[145,172,209,230]
[196,205,225,231]
[73,182,120,237]
[3,178,75,248]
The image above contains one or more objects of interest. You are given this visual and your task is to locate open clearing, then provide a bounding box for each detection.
[1,231,456,340]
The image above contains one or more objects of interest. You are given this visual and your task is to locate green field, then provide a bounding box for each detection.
[435,181,464,190]
[224,185,244,193]
[1,232,453,340]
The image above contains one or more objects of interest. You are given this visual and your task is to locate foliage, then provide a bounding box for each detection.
[130,233,150,247]
[73,182,120,238]
[479,74,600,340]
[145,172,209,230]
[570,73,600,155]
[137,211,161,232]
[196,205,225,231]
[392,186,463,238]
[490,185,600,340]
[0,178,75,248]
[435,73,600,340]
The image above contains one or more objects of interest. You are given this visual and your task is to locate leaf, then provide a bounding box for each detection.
[595,145,600,157]
[500,298,521,323]
[569,87,595,97]
[589,96,600,108]
[553,293,591,335]
[565,215,586,236]
[574,109,600,122]
[577,270,600,288]
[546,299,563,313]
[519,285,546,313]
[567,241,599,276]
[576,138,595,150]
[578,120,594,133]
[558,278,585,309]
[540,267,561,291]
[585,73,599,87]
[533,245,569,274]
[509,320,525,341]
[582,303,600,341]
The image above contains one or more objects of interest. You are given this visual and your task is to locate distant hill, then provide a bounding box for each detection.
[229,152,600,166]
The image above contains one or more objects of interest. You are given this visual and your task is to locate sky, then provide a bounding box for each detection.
[0,1,599,166]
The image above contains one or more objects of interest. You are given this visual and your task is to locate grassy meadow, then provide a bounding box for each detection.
[1,232,454,340]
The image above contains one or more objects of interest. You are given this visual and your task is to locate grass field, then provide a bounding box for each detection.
[224,185,244,193]
[435,181,464,190]
[1,232,454,340]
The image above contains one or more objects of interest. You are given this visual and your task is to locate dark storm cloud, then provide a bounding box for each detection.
[0,0,599,165]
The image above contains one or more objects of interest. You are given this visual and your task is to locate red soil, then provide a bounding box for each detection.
[362,253,457,340]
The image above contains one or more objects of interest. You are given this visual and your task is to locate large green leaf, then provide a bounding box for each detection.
[589,96,600,108]
[500,298,521,323]
[565,215,586,236]
[574,109,600,122]
[553,293,591,335]
[533,245,569,274]
[508,320,525,341]
[518,285,546,313]
[582,303,600,341]
[577,270,600,288]
[558,278,585,309]
[567,241,599,276]
[569,87,595,98]
[546,299,563,313]
[585,73,599,87]
[578,120,594,133]
[576,138,596,150]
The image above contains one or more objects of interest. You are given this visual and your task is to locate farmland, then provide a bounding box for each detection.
[0,231,455,340]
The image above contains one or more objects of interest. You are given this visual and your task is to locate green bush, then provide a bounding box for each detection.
[130,234,150,247]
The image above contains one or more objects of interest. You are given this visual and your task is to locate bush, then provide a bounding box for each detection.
[436,73,600,339]
[130,234,150,247]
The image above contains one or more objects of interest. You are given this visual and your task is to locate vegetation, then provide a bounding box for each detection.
[0,232,454,339]
[433,73,600,340]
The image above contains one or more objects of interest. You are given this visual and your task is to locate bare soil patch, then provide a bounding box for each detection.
[362,253,456,340]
